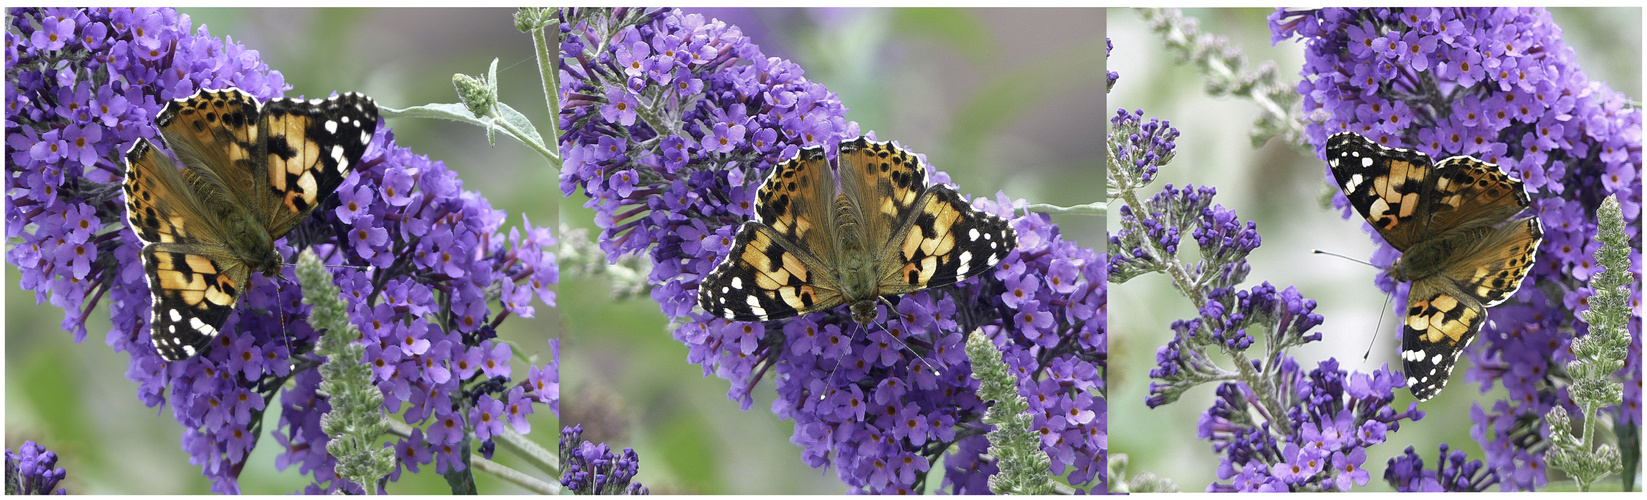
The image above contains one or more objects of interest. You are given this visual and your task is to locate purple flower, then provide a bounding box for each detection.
[1275,7,1641,489]
[470,394,505,441]
[1329,447,1370,490]
[5,441,68,495]
[599,87,640,126]
[1383,444,1499,492]
[561,8,1103,493]
[5,7,559,493]
[559,425,647,495]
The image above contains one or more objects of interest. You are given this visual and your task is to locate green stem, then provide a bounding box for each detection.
[494,428,558,478]
[1027,202,1106,217]
[536,10,563,164]
[1109,139,1285,423]
[474,454,560,494]
[501,117,560,165]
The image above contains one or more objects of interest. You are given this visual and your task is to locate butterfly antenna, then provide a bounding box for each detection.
[1363,291,1394,362]
[819,328,849,402]
[273,277,296,368]
[875,298,941,377]
[1312,249,1377,269]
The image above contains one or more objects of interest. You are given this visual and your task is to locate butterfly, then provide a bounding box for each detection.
[123,88,379,361]
[1325,132,1543,400]
[697,137,1017,327]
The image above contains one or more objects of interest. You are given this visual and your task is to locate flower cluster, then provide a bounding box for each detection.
[1274,7,1642,489]
[559,8,1104,493]
[1383,444,1500,491]
[6,7,558,493]
[559,425,647,495]
[1110,51,1431,488]
[1203,359,1425,492]
[5,442,67,495]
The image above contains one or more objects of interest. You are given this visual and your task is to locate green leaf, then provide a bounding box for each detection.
[495,103,547,151]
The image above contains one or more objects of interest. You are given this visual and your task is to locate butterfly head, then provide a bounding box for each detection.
[849,300,879,327]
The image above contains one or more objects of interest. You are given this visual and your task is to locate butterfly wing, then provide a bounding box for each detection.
[153,89,264,210]
[699,146,846,321]
[838,139,1016,296]
[838,138,931,251]
[254,93,379,235]
[1403,216,1542,400]
[1423,155,1534,236]
[1325,133,1440,250]
[123,138,248,361]
[1330,134,1543,401]
[875,186,1016,296]
[1401,278,1486,401]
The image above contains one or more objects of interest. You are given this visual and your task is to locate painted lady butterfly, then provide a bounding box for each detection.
[123,88,378,360]
[698,137,1017,327]
[1326,132,1542,400]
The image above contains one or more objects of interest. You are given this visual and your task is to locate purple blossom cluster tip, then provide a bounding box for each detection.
[1383,444,1501,492]
[559,425,647,495]
[1106,38,1118,90]
[1274,7,1641,489]
[559,8,1104,493]
[1202,359,1424,492]
[6,7,558,493]
[5,441,67,495]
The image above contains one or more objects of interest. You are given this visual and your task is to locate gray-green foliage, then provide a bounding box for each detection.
[965,332,1055,495]
[1139,8,1303,148]
[297,249,398,494]
[1545,195,1635,491]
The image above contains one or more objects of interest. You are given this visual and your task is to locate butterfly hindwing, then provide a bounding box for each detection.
[1425,155,1532,236]
[1401,282,1484,401]
[1325,132,1542,401]
[838,137,930,248]
[140,244,248,360]
[123,139,226,247]
[700,146,847,322]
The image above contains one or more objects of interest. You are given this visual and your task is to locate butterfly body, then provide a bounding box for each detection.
[698,138,1016,327]
[1326,132,1542,401]
[124,88,378,361]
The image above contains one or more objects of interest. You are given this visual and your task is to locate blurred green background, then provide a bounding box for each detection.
[5,9,559,494]
[1106,8,1640,491]
[557,8,1106,494]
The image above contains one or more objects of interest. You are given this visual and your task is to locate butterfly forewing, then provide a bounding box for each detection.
[257,93,379,234]
[139,244,248,360]
[699,147,848,321]
[1326,133,1438,250]
[877,187,1015,295]
[1401,281,1485,401]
